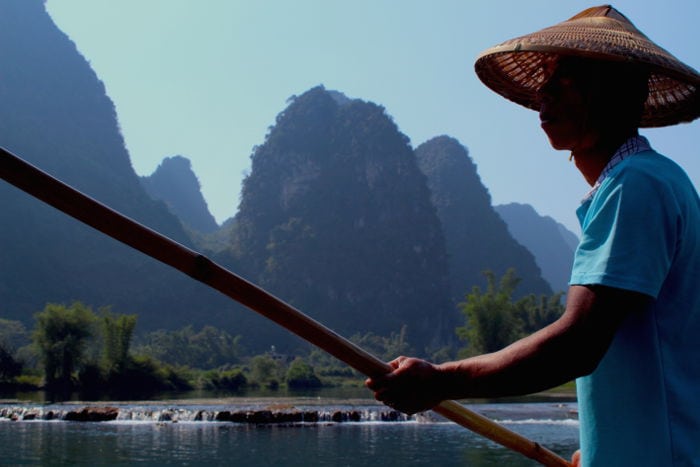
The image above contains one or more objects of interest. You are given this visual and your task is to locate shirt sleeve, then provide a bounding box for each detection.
[569,164,677,298]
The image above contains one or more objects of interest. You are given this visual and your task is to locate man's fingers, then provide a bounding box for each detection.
[571,450,581,466]
[365,374,391,391]
[386,356,403,370]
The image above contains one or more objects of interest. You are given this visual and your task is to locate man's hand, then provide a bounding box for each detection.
[571,449,581,466]
[365,356,446,415]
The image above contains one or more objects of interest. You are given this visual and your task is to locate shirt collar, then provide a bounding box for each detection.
[581,134,652,202]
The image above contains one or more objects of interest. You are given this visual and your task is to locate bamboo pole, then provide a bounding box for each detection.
[0,147,570,466]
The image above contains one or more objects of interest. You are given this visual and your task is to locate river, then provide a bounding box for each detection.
[0,391,578,466]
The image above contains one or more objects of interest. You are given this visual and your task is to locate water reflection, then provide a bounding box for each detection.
[0,419,578,466]
[0,387,578,466]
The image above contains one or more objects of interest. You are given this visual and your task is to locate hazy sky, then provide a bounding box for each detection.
[45,1,699,233]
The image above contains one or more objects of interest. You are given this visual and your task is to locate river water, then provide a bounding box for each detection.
[0,395,579,466]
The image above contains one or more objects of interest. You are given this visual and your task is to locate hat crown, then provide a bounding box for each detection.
[571,5,626,22]
[560,5,650,42]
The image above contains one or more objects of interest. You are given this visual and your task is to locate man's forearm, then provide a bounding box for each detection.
[436,323,586,398]
[435,284,642,400]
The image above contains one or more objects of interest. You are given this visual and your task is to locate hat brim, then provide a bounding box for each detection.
[474,7,700,127]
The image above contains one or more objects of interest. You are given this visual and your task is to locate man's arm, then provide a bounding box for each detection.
[366,284,651,414]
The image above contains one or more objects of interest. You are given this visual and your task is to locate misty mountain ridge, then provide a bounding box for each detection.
[226,86,455,350]
[149,128,576,298]
[495,203,578,293]
[0,0,222,334]
[0,1,577,354]
[140,155,219,234]
[415,136,552,302]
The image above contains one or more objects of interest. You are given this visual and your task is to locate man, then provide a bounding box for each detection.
[366,6,700,466]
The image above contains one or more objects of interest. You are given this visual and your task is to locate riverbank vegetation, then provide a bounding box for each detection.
[0,270,567,401]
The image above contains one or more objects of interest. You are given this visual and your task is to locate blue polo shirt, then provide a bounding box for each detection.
[571,149,700,466]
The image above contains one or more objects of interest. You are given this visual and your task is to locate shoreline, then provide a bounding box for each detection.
[0,387,577,407]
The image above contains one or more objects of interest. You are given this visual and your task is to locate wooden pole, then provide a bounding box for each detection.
[0,147,570,466]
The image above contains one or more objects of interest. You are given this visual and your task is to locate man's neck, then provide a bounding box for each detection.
[572,131,637,186]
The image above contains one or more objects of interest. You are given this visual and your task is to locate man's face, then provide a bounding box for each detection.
[536,61,592,152]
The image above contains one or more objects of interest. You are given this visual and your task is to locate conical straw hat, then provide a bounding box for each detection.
[474,5,700,127]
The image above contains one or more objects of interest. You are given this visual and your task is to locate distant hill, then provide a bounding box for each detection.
[141,155,219,234]
[495,203,578,293]
[415,136,552,303]
[0,0,579,356]
[0,0,220,330]
[558,223,580,252]
[228,87,455,352]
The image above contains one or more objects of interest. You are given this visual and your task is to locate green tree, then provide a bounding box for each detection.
[249,354,283,389]
[456,269,524,356]
[100,309,137,373]
[285,357,321,388]
[32,302,97,388]
[307,348,355,377]
[202,367,247,390]
[0,342,22,381]
[349,325,413,362]
[186,326,242,368]
[135,328,188,366]
[457,270,566,358]
[134,325,241,369]
[0,319,28,381]
[0,319,29,350]
[118,354,192,393]
[516,292,565,335]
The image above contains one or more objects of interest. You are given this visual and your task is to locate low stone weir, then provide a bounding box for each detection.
[0,404,420,424]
